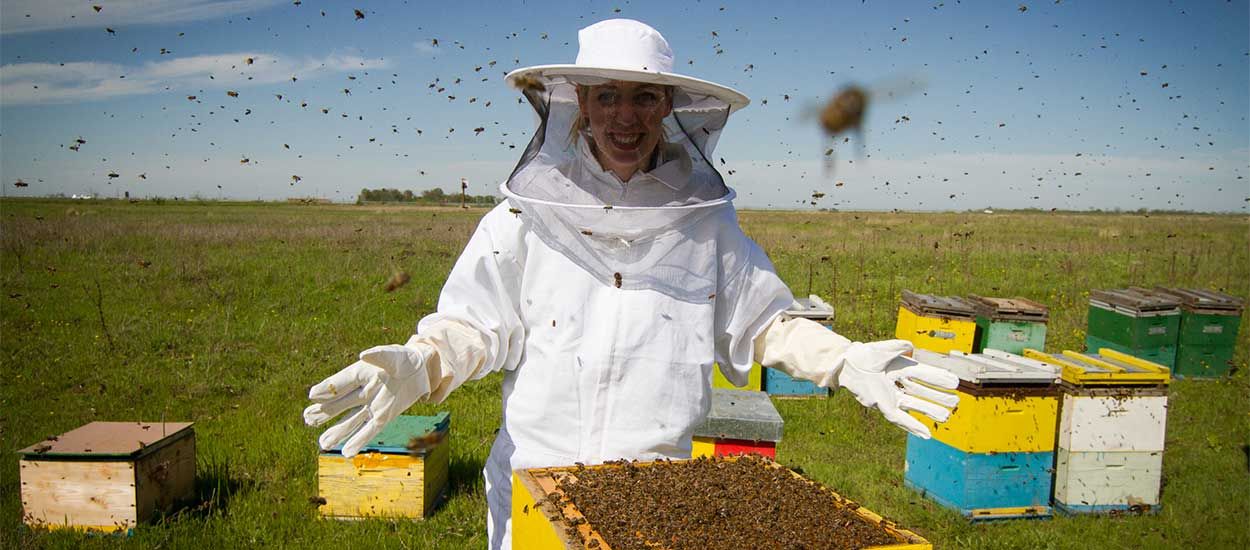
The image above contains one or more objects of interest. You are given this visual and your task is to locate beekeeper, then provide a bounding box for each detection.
[304,19,959,549]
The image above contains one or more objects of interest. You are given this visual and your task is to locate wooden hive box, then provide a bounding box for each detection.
[317,412,450,520]
[1024,349,1169,514]
[512,457,932,549]
[1086,288,1181,366]
[1152,287,1244,378]
[967,295,1049,355]
[691,389,783,459]
[19,422,196,533]
[904,350,1059,520]
[895,291,978,354]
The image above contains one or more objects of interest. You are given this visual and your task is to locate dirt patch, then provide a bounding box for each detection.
[554,455,902,550]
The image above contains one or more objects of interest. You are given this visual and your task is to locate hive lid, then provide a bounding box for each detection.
[325,412,450,455]
[901,290,975,319]
[693,389,783,442]
[786,294,835,321]
[17,421,194,459]
[1151,287,1244,314]
[1022,348,1170,385]
[1089,288,1180,315]
[967,295,1049,322]
[914,349,1059,385]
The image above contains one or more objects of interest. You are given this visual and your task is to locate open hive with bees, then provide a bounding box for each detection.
[512,454,931,549]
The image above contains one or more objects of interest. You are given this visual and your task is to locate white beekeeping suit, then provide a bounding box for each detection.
[304,19,958,550]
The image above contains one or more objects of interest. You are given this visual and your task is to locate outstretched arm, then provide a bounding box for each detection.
[753,315,960,438]
[304,205,526,456]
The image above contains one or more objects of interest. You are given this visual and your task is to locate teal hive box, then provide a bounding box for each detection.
[967,295,1048,355]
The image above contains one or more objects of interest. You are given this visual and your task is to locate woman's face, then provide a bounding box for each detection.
[578,81,673,181]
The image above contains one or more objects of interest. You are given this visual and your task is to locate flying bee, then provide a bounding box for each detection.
[810,75,924,179]
[509,74,547,94]
[384,271,410,292]
[406,431,442,454]
[819,86,867,136]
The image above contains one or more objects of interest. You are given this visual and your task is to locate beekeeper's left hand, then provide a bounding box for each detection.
[835,340,960,439]
[303,338,437,456]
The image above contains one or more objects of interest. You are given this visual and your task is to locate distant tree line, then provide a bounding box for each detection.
[356,187,498,205]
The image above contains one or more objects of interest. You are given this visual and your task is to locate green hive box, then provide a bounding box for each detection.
[1151,288,1244,378]
[1087,288,1180,367]
[968,296,1049,355]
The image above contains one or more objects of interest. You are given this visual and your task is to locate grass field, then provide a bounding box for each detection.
[1,198,1247,549]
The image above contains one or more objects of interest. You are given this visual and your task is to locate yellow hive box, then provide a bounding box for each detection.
[711,362,762,391]
[317,413,450,520]
[512,457,932,549]
[908,350,1060,453]
[911,387,1058,453]
[19,422,196,533]
[1022,349,1170,386]
[895,292,978,354]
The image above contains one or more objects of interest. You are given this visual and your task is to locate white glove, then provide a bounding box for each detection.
[834,340,960,439]
[303,340,437,457]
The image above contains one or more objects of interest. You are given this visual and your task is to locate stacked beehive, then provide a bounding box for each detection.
[904,350,1060,520]
[691,389,783,459]
[967,295,1049,354]
[1086,288,1181,368]
[1152,287,1244,378]
[895,291,978,354]
[317,412,450,520]
[1025,348,1170,514]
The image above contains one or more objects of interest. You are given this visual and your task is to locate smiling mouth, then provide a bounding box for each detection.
[608,132,643,151]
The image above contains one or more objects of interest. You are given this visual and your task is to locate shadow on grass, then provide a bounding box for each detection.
[160,457,256,524]
[446,454,486,499]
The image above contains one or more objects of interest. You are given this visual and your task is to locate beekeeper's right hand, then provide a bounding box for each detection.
[304,337,438,457]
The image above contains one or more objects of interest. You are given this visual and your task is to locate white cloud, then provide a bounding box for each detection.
[413,41,439,56]
[1,0,289,35]
[0,52,388,105]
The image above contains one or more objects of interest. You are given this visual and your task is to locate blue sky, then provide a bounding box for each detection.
[1,0,1247,211]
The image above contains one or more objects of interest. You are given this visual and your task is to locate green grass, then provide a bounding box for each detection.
[2,199,1247,549]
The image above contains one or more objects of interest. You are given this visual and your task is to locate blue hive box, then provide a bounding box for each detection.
[905,434,1053,520]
